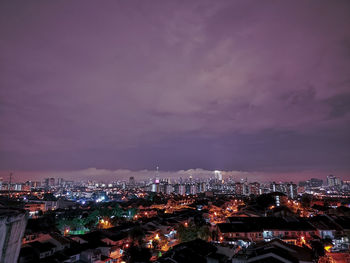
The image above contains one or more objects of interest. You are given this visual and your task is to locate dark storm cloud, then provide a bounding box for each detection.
[327,92,350,118]
[0,0,350,179]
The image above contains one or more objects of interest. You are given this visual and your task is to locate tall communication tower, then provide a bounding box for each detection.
[8,172,12,199]
[155,166,160,183]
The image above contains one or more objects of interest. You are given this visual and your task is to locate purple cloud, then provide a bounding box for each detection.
[0,0,350,180]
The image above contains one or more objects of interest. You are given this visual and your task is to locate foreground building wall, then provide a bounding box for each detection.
[0,208,28,263]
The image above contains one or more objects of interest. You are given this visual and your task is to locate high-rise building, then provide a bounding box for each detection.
[286,183,297,199]
[270,182,286,193]
[44,178,49,187]
[214,170,222,181]
[199,182,207,193]
[310,178,323,187]
[14,184,22,191]
[334,177,342,186]
[178,184,186,195]
[0,208,28,263]
[151,183,159,193]
[43,178,55,187]
[129,176,135,186]
[249,182,260,196]
[190,184,197,195]
[327,175,341,187]
[49,178,55,186]
[165,184,174,195]
[235,182,250,196]
[57,178,64,186]
[270,182,277,192]
[235,182,244,195]
[327,175,335,187]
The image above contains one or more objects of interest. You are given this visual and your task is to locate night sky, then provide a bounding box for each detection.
[1,1,350,181]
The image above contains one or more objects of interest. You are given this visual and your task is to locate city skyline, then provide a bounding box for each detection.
[1,0,350,181]
[0,168,347,184]
[1,2,349,263]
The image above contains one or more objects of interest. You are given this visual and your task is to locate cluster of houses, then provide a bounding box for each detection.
[156,238,317,263]
[217,215,350,251]
[19,209,199,263]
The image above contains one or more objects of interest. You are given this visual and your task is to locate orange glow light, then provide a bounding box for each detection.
[324,245,332,252]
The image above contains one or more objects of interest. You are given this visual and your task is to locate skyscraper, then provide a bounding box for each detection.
[286,182,297,199]
[327,175,341,187]
[327,175,336,186]
[214,170,222,181]
[310,178,323,187]
[129,176,135,186]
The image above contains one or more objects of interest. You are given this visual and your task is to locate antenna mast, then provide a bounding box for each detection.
[8,172,12,199]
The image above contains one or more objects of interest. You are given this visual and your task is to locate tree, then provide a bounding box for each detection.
[37,210,43,217]
[193,214,205,227]
[122,245,151,263]
[152,239,159,250]
[177,223,211,243]
[56,217,85,233]
[129,226,145,246]
[198,225,211,241]
[301,194,312,208]
[310,240,325,259]
[127,208,138,219]
[111,203,123,218]
[256,194,275,209]
[84,210,100,229]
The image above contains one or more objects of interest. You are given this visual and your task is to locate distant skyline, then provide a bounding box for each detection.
[1,1,350,181]
[0,168,347,183]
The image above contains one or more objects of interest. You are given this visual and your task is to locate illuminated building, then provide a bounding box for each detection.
[178,184,186,195]
[249,182,260,196]
[310,178,323,187]
[199,182,207,193]
[151,181,160,193]
[57,178,64,186]
[235,182,244,195]
[327,175,342,187]
[286,183,297,199]
[190,184,197,195]
[214,170,222,181]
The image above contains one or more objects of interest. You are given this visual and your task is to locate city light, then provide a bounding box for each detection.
[1,0,350,262]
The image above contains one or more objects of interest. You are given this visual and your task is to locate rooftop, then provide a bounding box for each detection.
[0,207,26,218]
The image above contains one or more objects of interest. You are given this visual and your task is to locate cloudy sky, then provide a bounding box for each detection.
[1,0,349,181]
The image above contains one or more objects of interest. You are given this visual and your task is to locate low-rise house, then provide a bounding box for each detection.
[220,217,316,245]
[80,248,102,263]
[217,222,263,243]
[24,202,45,217]
[25,241,56,259]
[232,239,315,263]
[23,232,71,251]
[156,239,218,263]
